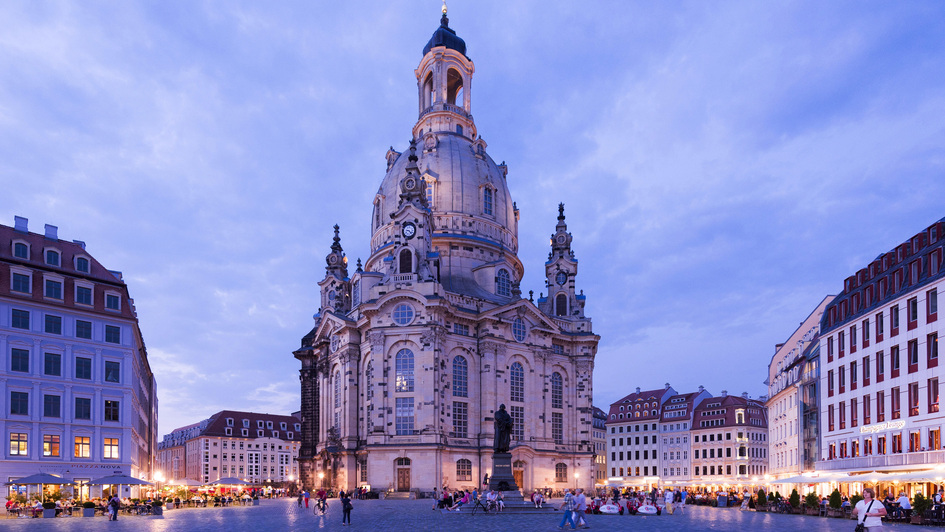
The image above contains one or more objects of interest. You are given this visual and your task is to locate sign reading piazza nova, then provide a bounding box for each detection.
[859,420,906,434]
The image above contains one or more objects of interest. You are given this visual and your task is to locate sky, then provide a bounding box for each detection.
[2,1,945,438]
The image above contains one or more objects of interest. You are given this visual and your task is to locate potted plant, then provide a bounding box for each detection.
[42,501,57,518]
[827,489,842,517]
[788,489,800,513]
[912,493,930,524]
[165,497,174,510]
[83,501,96,517]
[804,492,820,515]
[755,489,767,511]
[252,496,260,506]
[152,500,164,516]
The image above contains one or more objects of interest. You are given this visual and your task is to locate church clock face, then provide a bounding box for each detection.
[402,222,417,239]
[556,271,567,285]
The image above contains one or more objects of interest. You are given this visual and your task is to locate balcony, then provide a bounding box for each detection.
[816,450,945,471]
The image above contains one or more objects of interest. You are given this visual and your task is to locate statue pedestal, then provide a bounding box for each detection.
[488,452,525,505]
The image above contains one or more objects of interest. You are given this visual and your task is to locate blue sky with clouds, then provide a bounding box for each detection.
[3,1,945,436]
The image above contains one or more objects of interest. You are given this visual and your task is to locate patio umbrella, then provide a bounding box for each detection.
[88,474,152,498]
[5,473,73,502]
[209,477,250,485]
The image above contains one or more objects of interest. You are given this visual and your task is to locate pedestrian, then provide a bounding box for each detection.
[574,488,589,528]
[558,489,577,530]
[432,487,439,510]
[109,495,120,521]
[340,490,352,526]
[852,487,886,531]
[297,491,303,508]
[664,487,674,515]
[303,489,310,509]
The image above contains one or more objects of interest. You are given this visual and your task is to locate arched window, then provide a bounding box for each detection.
[555,463,567,482]
[551,372,563,409]
[635,412,640,418]
[496,269,511,297]
[399,249,413,274]
[13,242,27,259]
[456,459,472,481]
[556,293,567,316]
[352,280,361,307]
[446,68,463,105]
[422,72,434,109]
[510,362,524,402]
[452,356,468,397]
[334,371,342,409]
[512,318,527,342]
[365,361,374,402]
[395,349,414,392]
[424,177,434,208]
[396,457,411,467]
[483,187,493,216]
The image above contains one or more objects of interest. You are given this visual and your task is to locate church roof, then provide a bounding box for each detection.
[422,14,467,58]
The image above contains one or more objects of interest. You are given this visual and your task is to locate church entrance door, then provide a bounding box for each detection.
[513,460,525,490]
[396,458,411,492]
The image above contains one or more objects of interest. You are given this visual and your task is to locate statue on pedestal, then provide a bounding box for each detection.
[493,404,513,453]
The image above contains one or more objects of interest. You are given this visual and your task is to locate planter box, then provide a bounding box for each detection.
[805,507,820,516]
[83,508,96,517]
[755,505,768,512]
[826,508,844,518]
[43,508,57,518]
[153,506,163,516]
[252,499,260,506]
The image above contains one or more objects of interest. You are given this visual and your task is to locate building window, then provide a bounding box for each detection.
[352,281,360,307]
[76,320,92,339]
[105,361,120,383]
[453,323,469,336]
[43,435,60,457]
[45,315,62,335]
[104,400,120,422]
[510,362,525,402]
[930,378,940,414]
[456,459,472,481]
[395,397,414,435]
[931,333,939,362]
[75,257,89,272]
[12,309,29,330]
[10,391,29,415]
[12,273,31,293]
[11,348,29,372]
[392,304,414,325]
[452,401,468,438]
[511,405,525,441]
[365,361,374,402]
[74,436,90,458]
[931,289,939,317]
[10,433,28,456]
[552,412,563,444]
[892,304,900,331]
[556,293,568,316]
[909,383,920,416]
[105,325,120,344]
[555,463,567,482]
[452,356,468,397]
[13,242,28,258]
[43,394,60,418]
[102,437,119,459]
[76,286,92,306]
[496,269,511,297]
[483,187,493,216]
[891,387,901,419]
[512,318,527,342]
[75,357,92,380]
[106,294,120,310]
[551,372,563,409]
[877,391,885,422]
[398,249,412,274]
[46,250,60,266]
[45,279,62,299]
[395,349,415,392]
[44,352,61,376]
[75,397,91,420]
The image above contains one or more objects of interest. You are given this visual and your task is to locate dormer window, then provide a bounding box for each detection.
[273,431,279,438]
[225,427,232,436]
[280,422,287,430]
[243,419,250,428]
[496,269,511,297]
[483,187,494,216]
[75,283,93,306]
[75,257,89,273]
[226,418,234,426]
[45,249,60,266]
[294,423,301,431]
[287,432,294,439]
[105,292,121,311]
[13,241,28,259]
[242,428,249,437]
[11,267,31,294]
[257,430,264,437]
[266,421,273,429]
[257,420,264,428]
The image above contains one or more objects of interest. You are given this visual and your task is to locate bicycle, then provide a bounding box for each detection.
[470,498,496,515]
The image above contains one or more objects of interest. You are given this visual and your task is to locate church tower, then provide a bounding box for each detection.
[295,6,599,496]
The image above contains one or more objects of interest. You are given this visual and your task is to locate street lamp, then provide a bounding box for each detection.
[574,472,580,490]
[154,472,165,498]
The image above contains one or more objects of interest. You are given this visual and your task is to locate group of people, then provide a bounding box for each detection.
[558,488,591,529]
[296,488,354,525]
[433,487,506,512]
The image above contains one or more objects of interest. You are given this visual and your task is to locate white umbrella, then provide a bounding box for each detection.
[87,474,152,498]
[209,477,250,485]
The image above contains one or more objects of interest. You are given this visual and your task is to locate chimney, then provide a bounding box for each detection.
[665,383,671,390]
[775,343,784,353]
[721,390,728,397]
[73,240,86,250]
[635,387,641,394]
[741,392,749,399]
[44,224,58,240]
[698,385,705,393]
[14,216,28,232]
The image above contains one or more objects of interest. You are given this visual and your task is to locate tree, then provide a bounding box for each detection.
[805,492,819,508]
[757,488,766,505]
[828,488,842,509]
[789,488,800,508]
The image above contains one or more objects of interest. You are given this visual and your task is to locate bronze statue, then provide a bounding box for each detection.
[493,404,513,453]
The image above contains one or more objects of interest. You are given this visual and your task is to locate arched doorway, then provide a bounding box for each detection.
[395,457,411,492]
[513,460,525,490]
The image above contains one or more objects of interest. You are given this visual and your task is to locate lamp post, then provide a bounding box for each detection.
[154,472,165,499]
[318,472,325,489]
[575,472,580,491]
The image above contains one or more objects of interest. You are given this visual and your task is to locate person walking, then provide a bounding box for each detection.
[297,492,303,508]
[340,491,352,526]
[109,495,120,521]
[574,488,589,528]
[852,487,886,531]
[559,489,577,529]
[303,489,310,509]
[664,487,674,515]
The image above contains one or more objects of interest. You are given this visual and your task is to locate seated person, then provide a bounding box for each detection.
[448,490,469,511]
[897,492,912,518]
[496,491,505,511]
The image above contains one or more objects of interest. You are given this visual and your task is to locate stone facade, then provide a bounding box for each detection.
[294,11,599,495]
[690,393,769,484]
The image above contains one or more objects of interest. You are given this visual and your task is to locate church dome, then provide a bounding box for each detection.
[370,132,516,255]
[422,14,467,58]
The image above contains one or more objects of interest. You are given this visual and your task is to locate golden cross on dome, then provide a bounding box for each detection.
[442,1,448,15]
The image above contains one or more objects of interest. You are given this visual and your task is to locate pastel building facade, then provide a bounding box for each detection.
[604,385,675,485]
[690,393,769,484]
[819,218,945,474]
[658,388,712,483]
[0,217,158,493]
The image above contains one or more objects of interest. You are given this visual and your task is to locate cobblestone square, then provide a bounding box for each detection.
[2,498,941,532]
